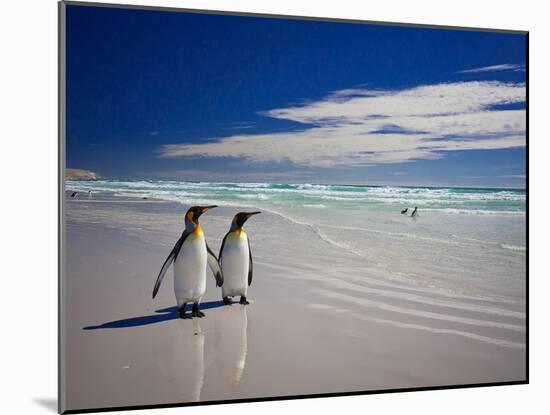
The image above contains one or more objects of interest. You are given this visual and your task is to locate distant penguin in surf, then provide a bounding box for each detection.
[219,212,261,305]
[411,207,418,217]
[70,191,78,198]
[152,205,223,319]
[401,208,408,214]
[87,190,92,199]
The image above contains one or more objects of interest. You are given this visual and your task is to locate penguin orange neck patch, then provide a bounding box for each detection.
[187,211,199,225]
[231,227,246,238]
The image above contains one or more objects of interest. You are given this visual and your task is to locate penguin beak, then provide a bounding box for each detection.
[201,205,218,213]
[193,205,217,219]
[242,211,261,224]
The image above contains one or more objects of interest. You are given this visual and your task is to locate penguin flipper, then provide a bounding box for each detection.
[218,232,229,260]
[152,232,189,299]
[247,238,253,286]
[206,243,223,287]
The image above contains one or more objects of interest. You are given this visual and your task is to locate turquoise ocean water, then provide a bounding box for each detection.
[66,180,525,216]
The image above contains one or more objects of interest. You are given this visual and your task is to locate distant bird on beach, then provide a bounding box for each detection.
[70,191,78,198]
[152,205,223,319]
[401,208,408,214]
[219,211,261,305]
[87,190,92,199]
[411,207,418,217]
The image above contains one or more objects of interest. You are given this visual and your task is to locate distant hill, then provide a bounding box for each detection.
[66,168,100,180]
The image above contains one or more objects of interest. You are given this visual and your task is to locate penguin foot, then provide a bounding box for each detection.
[223,297,233,305]
[191,303,205,317]
[239,296,250,305]
[179,305,191,319]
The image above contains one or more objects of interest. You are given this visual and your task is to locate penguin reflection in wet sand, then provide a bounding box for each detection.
[219,212,261,305]
[152,206,223,319]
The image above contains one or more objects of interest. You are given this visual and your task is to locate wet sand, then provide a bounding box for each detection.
[61,196,526,411]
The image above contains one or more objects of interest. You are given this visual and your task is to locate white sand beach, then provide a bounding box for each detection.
[62,191,526,411]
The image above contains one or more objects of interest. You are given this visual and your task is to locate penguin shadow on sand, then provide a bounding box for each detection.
[82,301,225,330]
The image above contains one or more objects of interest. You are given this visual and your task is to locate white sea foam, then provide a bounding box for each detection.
[422,208,525,216]
[325,224,466,246]
[258,206,366,258]
[236,194,270,200]
[501,244,526,252]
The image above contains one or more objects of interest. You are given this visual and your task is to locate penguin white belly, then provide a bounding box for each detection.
[173,230,207,307]
[221,231,249,298]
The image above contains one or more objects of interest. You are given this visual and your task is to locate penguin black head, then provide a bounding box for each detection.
[232,211,261,229]
[186,205,217,224]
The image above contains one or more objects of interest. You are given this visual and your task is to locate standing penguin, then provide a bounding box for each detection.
[411,206,418,218]
[219,212,261,305]
[152,205,223,319]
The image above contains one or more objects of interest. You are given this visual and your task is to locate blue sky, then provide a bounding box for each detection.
[66,5,526,188]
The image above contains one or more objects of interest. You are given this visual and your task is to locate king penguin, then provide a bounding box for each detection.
[219,211,260,305]
[152,205,223,319]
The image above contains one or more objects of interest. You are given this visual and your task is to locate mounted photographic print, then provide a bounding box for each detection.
[58,1,528,413]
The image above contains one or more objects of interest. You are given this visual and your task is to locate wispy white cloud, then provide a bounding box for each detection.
[223,121,257,130]
[499,174,526,179]
[458,63,525,74]
[159,81,526,167]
